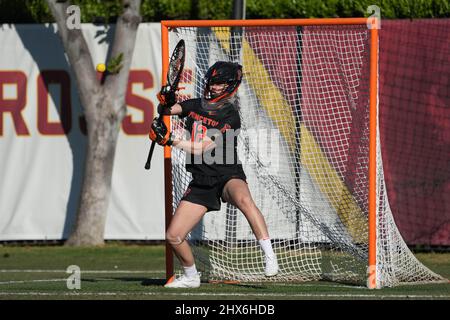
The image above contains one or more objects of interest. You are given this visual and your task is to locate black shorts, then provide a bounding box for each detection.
[181,171,247,212]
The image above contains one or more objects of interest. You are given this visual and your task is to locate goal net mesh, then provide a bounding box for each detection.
[168,24,445,288]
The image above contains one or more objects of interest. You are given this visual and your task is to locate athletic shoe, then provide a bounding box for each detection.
[164,274,201,288]
[265,255,279,277]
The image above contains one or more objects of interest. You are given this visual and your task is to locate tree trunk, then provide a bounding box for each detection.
[65,96,124,246]
[46,0,141,246]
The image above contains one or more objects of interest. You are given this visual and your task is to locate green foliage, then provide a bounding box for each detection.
[26,0,53,22]
[0,0,448,23]
[72,0,121,24]
[154,0,192,20]
[106,52,124,74]
[197,0,233,20]
[0,0,49,23]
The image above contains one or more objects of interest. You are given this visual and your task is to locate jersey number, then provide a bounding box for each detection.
[192,122,207,142]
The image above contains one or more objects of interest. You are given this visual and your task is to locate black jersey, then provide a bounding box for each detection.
[179,98,243,176]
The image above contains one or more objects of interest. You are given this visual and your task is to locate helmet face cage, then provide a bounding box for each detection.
[203,61,242,102]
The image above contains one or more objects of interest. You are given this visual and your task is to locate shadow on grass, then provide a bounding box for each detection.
[79,277,167,287]
[102,277,167,286]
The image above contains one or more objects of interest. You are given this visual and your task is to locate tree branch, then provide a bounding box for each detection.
[46,0,100,117]
[104,0,142,114]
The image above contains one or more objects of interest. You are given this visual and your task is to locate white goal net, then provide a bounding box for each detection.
[167,22,445,288]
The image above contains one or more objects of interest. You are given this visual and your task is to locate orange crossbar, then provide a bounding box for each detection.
[162,18,368,28]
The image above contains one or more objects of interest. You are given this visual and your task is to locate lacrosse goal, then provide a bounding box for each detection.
[160,18,445,288]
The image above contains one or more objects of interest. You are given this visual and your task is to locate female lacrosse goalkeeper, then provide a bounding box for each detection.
[149,61,279,288]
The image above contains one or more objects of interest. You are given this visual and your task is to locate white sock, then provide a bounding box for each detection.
[259,238,275,258]
[183,264,198,278]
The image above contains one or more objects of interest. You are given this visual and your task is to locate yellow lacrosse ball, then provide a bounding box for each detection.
[96,63,106,72]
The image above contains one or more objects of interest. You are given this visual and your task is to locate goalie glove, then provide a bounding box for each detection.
[157,85,176,113]
[157,103,171,115]
[149,118,174,146]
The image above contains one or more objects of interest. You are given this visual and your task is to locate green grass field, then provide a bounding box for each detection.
[0,244,448,300]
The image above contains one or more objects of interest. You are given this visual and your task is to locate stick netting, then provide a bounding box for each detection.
[168,24,445,287]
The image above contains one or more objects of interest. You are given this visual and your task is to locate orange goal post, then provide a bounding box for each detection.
[160,18,445,289]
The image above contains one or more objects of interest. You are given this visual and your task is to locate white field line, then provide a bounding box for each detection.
[0,279,66,285]
[0,291,449,299]
[0,269,165,274]
[0,278,361,290]
[0,277,359,290]
[0,271,364,289]
[0,271,441,291]
[0,271,446,293]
